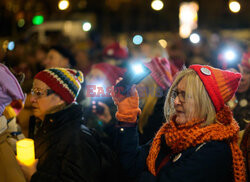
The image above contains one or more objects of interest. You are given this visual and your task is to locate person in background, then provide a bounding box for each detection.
[34,44,49,71]
[237,52,250,181]
[137,57,174,144]
[41,45,76,69]
[74,48,92,75]
[111,65,245,182]
[233,52,250,130]
[18,68,106,182]
[241,123,250,181]
[0,63,26,182]
[102,42,129,67]
[83,62,126,148]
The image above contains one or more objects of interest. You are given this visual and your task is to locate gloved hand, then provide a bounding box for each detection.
[111,78,141,123]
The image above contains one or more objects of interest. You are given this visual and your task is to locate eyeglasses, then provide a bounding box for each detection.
[31,88,54,99]
[172,89,186,103]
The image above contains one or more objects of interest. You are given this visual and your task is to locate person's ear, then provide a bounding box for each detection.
[52,94,65,105]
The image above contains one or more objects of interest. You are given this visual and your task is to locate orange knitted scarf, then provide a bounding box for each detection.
[146,107,246,182]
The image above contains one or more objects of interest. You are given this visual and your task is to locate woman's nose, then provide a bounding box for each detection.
[30,94,37,103]
[174,95,181,105]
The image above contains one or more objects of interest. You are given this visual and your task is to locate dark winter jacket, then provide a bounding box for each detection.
[28,103,104,182]
[139,95,166,145]
[116,125,233,182]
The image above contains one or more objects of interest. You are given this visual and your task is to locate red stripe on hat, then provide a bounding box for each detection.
[35,71,74,103]
[189,65,224,112]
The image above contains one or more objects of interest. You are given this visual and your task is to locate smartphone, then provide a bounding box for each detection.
[114,63,151,95]
[92,99,104,115]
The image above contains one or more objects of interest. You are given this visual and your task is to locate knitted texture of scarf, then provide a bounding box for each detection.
[146,106,246,182]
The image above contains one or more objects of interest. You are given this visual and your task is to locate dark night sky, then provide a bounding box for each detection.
[0,0,249,37]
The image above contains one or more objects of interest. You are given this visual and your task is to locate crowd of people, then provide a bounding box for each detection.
[0,32,249,182]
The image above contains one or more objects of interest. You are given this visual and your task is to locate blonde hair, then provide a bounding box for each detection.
[138,76,159,133]
[164,68,216,126]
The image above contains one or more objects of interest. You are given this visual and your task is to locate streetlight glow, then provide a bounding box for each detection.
[82,22,91,31]
[151,0,164,11]
[229,1,241,13]
[58,0,70,10]
[190,33,200,44]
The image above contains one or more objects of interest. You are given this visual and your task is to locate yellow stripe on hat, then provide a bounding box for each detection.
[45,70,76,97]
[59,68,80,90]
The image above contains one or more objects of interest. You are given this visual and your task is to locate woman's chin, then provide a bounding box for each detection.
[33,111,43,120]
[175,115,187,124]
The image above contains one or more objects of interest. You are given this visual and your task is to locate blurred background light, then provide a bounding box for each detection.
[179,25,192,39]
[189,33,200,44]
[158,39,168,48]
[151,0,164,11]
[82,22,91,31]
[133,35,143,45]
[32,15,44,25]
[7,41,15,51]
[17,19,25,27]
[58,0,70,11]
[223,49,237,62]
[179,2,199,38]
[229,1,241,13]
[132,63,143,74]
[2,40,9,50]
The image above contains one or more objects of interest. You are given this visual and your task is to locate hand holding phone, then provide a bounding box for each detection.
[92,101,112,123]
[114,63,151,95]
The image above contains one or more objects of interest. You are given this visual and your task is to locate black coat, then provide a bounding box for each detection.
[29,103,104,182]
[116,125,234,182]
[139,95,166,145]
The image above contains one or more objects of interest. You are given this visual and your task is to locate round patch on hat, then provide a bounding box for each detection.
[200,67,211,76]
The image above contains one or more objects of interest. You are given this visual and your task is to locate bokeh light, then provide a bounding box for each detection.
[58,0,70,11]
[17,19,25,27]
[158,39,168,48]
[179,25,192,39]
[82,22,91,31]
[229,1,241,13]
[179,2,199,38]
[133,35,143,45]
[8,41,15,51]
[224,49,237,62]
[32,15,44,25]
[189,33,200,44]
[151,0,164,11]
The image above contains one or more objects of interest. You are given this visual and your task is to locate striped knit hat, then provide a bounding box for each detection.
[34,68,84,104]
[144,57,173,90]
[189,65,241,112]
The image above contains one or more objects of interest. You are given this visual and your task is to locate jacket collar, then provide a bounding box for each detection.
[41,103,83,132]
